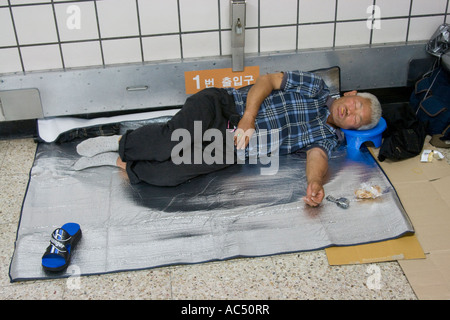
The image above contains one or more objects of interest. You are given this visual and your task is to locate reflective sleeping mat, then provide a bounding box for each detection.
[9,116,414,282]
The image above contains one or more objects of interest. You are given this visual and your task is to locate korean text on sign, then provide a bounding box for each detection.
[185,66,260,94]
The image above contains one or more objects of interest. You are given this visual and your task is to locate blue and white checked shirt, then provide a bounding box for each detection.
[226,71,339,158]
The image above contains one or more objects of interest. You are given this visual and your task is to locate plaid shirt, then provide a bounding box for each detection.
[226,71,339,158]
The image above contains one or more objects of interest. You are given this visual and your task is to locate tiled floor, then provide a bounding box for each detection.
[0,138,423,300]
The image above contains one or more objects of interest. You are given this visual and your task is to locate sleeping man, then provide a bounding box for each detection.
[74,71,382,207]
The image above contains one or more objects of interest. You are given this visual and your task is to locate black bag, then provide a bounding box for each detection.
[410,66,450,140]
[378,102,426,162]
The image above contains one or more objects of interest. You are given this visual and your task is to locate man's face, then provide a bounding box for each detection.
[329,91,372,130]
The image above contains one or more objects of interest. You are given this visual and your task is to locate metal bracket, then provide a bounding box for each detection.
[231,0,246,72]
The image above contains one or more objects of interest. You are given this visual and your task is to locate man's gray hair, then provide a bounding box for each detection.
[356,92,382,130]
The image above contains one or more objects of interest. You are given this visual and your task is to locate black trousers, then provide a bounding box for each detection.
[118,88,240,186]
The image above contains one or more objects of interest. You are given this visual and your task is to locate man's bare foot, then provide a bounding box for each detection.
[116,157,126,170]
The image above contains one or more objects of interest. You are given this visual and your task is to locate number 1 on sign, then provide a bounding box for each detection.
[193,75,200,90]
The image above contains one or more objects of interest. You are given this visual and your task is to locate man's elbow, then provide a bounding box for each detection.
[307,147,328,161]
[257,73,283,90]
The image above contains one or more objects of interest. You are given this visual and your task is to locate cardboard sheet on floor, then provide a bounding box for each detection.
[371,142,450,300]
[326,234,425,265]
[9,116,415,282]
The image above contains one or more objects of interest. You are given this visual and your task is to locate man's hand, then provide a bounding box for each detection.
[303,180,325,207]
[234,114,255,149]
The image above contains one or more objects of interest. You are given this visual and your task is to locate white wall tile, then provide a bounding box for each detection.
[245,0,259,28]
[372,19,408,44]
[408,16,446,41]
[62,41,102,68]
[12,4,58,45]
[179,0,218,32]
[0,8,16,47]
[376,0,411,18]
[55,2,99,42]
[411,0,448,15]
[260,26,296,52]
[139,0,179,35]
[335,21,371,46]
[0,48,22,74]
[142,35,181,61]
[10,0,45,4]
[0,0,9,6]
[102,38,142,65]
[299,0,336,23]
[298,23,334,49]
[97,0,139,38]
[219,0,231,29]
[221,30,231,55]
[182,32,220,58]
[337,0,373,20]
[260,0,297,26]
[21,45,62,71]
[244,28,259,53]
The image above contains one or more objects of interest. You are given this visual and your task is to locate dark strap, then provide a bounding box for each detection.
[44,228,72,256]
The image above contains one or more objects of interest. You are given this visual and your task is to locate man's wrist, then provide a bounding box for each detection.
[242,111,256,122]
[307,178,323,187]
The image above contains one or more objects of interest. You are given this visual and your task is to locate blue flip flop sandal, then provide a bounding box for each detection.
[41,222,82,272]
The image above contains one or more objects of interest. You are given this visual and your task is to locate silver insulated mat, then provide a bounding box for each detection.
[9,125,414,281]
